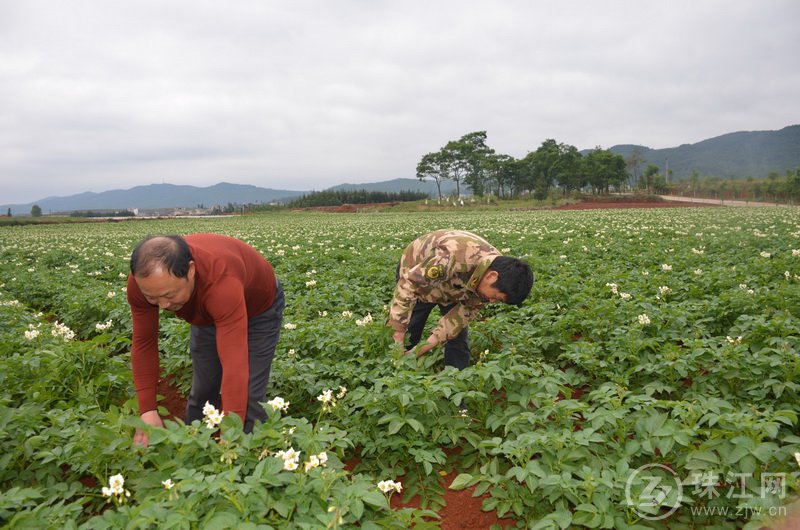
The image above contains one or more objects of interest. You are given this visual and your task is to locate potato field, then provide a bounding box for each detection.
[2,207,800,529]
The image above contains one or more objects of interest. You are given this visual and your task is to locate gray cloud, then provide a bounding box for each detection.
[1,0,798,203]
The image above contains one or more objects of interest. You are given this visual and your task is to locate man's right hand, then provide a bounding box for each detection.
[134,410,164,447]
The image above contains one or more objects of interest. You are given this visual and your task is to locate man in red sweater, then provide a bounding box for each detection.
[127,233,284,445]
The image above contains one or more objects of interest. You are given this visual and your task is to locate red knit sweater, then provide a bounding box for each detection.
[127,233,276,423]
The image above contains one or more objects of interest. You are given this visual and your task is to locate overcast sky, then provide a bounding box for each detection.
[1,1,798,204]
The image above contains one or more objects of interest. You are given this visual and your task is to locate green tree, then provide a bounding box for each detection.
[458,131,494,196]
[441,131,494,198]
[625,147,645,190]
[690,170,700,197]
[583,148,627,194]
[5,208,10,217]
[30,204,42,217]
[417,131,494,200]
[641,164,660,194]
[785,167,800,203]
[522,139,582,199]
[416,151,448,201]
[484,154,522,199]
[652,174,668,194]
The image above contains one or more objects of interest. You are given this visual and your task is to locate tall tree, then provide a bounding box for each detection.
[690,170,700,197]
[440,131,494,198]
[583,148,627,194]
[642,164,660,194]
[458,131,495,196]
[484,153,521,199]
[416,151,448,201]
[522,139,582,199]
[31,204,42,217]
[625,147,645,190]
[785,167,800,203]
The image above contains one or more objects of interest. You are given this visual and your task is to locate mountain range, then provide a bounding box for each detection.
[606,124,800,180]
[2,125,797,215]
[1,179,458,216]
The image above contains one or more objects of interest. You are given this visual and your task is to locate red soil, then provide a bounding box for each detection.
[389,470,518,529]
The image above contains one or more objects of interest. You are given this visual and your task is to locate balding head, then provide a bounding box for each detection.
[130,235,194,278]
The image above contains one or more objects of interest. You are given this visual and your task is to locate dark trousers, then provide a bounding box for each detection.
[406,301,471,370]
[185,280,284,433]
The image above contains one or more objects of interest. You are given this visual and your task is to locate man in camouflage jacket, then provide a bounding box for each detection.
[387,229,533,369]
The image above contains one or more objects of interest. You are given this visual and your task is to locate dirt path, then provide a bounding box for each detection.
[657,195,794,207]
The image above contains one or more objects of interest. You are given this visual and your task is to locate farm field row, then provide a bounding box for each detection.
[1,207,800,529]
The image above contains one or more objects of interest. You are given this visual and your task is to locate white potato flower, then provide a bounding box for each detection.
[202,402,224,429]
[377,480,403,494]
[267,396,290,412]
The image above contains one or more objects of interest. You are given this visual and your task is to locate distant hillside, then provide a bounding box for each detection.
[0,179,454,216]
[325,178,458,196]
[607,125,800,180]
[1,182,306,216]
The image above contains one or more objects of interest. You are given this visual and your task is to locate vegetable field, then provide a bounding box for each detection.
[2,207,800,529]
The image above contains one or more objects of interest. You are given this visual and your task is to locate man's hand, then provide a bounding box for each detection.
[406,336,439,357]
[134,410,164,447]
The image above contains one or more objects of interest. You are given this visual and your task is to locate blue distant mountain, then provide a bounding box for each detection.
[0,179,455,215]
[0,182,306,216]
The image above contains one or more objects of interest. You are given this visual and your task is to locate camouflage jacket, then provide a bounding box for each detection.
[388,229,501,343]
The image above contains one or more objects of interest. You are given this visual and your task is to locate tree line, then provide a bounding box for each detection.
[285,189,428,208]
[416,131,800,203]
[416,131,628,200]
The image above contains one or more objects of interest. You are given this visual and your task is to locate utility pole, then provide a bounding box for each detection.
[665,158,669,184]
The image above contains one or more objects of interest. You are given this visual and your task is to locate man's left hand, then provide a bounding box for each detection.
[406,336,439,357]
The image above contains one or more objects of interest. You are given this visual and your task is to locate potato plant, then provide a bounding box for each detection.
[1,207,800,528]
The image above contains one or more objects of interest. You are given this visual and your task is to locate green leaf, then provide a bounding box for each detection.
[202,511,241,530]
[449,473,475,490]
[406,418,424,432]
[387,419,405,435]
[553,508,573,529]
[147,428,168,445]
[351,498,364,519]
[362,490,388,508]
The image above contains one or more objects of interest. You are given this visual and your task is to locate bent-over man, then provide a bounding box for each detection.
[127,233,283,445]
[388,229,533,369]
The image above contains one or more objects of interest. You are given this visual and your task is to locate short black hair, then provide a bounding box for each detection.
[130,235,193,278]
[488,256,534,305]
